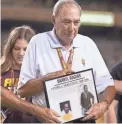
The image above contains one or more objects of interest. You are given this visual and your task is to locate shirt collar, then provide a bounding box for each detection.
[49,28,62,48]
[49,28,82,49]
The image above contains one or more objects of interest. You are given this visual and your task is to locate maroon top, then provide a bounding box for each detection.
[1,70,34,123]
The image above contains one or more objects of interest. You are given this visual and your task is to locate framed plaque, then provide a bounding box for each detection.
[44,68,98,123]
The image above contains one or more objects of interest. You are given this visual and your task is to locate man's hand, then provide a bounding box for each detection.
[82,101,108,121]
[34,106,62,123]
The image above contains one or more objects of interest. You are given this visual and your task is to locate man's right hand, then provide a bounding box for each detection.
[34,106,62,123]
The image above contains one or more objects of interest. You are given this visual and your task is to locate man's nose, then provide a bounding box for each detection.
[68,22,74,31]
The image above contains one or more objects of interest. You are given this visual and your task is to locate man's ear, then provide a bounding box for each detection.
[51,15,55,25]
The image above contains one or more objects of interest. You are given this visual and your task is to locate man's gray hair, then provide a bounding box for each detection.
[53,0,82,16]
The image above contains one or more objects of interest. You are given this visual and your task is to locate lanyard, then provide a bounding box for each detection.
[57,48,74,72]
[11,70,14,85]
[10,70,18,94]
[10,70,15,92]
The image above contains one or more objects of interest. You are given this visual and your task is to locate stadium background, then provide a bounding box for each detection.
[1,0,122,70]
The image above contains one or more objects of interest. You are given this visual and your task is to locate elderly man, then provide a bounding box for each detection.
[17,0,116,123]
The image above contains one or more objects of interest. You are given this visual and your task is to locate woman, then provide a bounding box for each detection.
[1,25,35,123]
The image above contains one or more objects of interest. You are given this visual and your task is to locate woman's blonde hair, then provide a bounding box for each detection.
[1,25,35,74]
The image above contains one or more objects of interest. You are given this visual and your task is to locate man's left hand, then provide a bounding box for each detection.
[82,101,108,121]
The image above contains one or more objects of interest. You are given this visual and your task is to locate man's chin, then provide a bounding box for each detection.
[67,36,74,42]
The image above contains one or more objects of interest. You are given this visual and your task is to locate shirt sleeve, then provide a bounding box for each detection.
[89,92,94,99]
[90,40,114,94]
[17,37,37,89]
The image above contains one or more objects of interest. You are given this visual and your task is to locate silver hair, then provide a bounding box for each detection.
[53,0,82,16]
